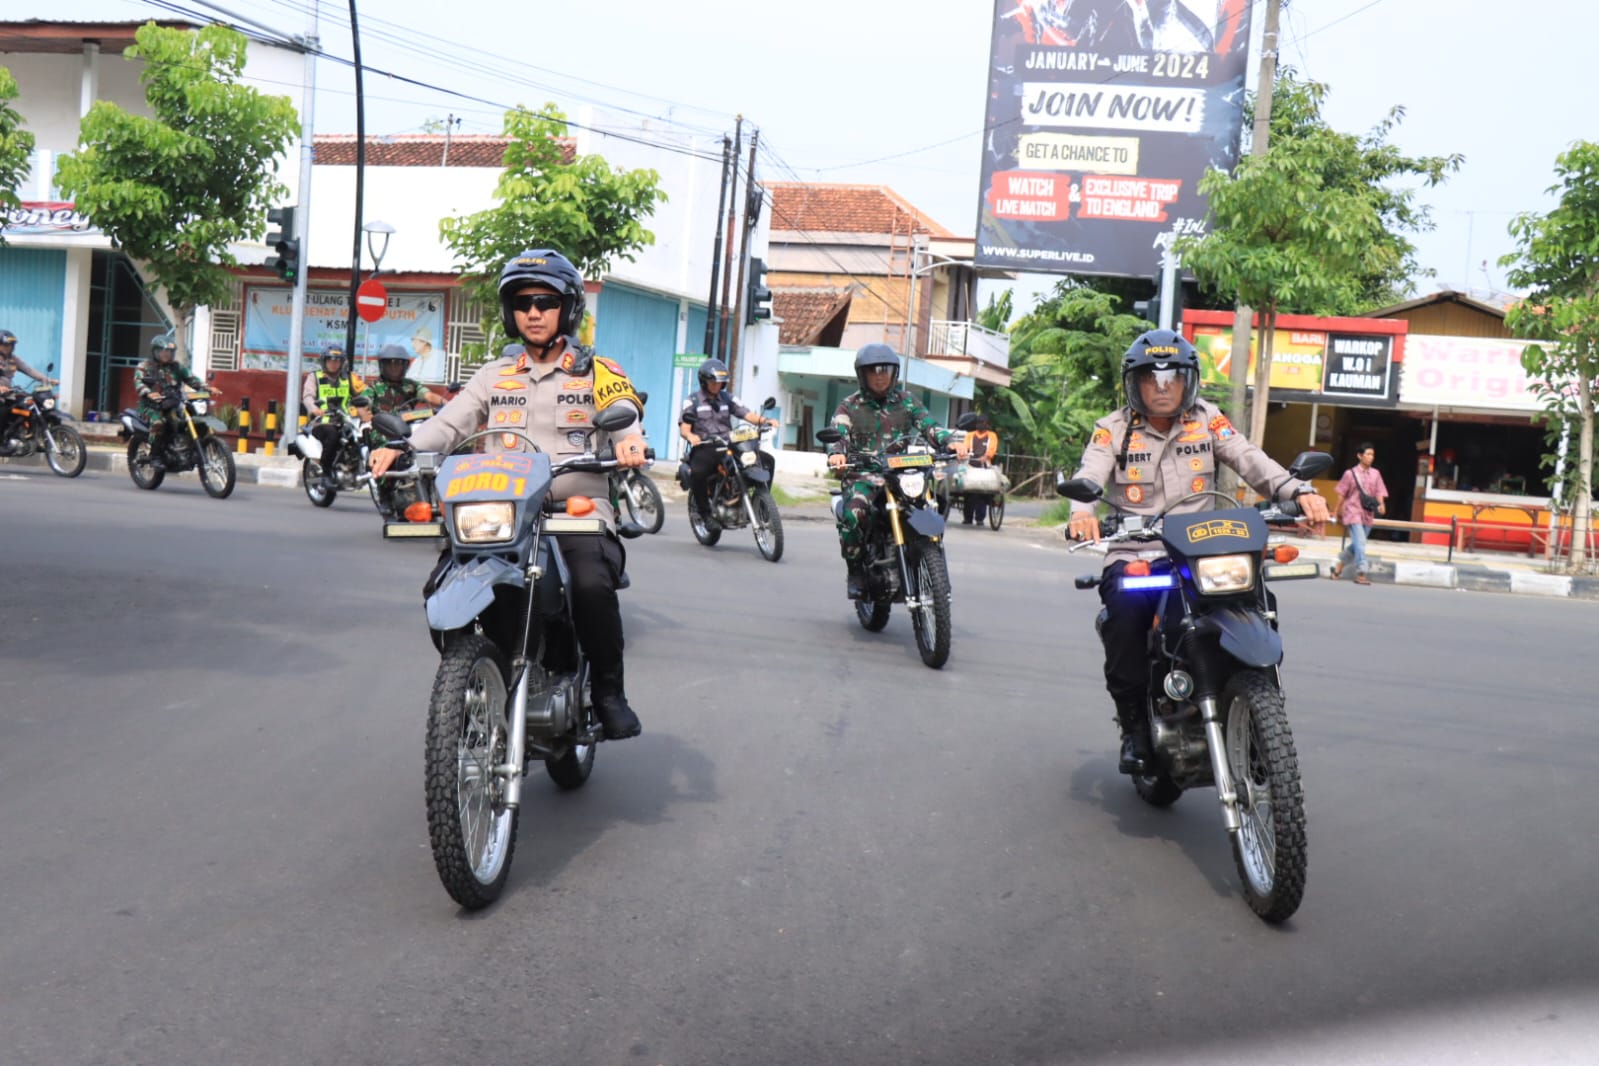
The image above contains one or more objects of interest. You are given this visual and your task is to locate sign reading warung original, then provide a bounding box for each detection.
[974,0,1252,278]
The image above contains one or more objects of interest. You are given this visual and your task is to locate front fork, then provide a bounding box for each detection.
[885,494,924,608]
[1199,694,1242,832]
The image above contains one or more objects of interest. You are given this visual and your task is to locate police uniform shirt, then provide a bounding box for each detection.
[410,343,640,530]
[1071,398,1310,561]
[679,388,750,438]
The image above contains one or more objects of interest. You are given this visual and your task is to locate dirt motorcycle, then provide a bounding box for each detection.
[0,363,86,477]
[1056,449,1332,923]
[817,427,959,669]
[120,377,236,498]
[376,406,647,909]
[681,396,784,562]
[291,401,367,509]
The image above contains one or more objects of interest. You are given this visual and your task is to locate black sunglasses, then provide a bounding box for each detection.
[512,293,564,314]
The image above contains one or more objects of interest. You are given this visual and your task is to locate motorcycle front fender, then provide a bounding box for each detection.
[197,415,228,433]
[905,507,945,539]
[743,465,771,484]
[425,555,527,633]
[48,409,73,423]
[1201,605,1283,668]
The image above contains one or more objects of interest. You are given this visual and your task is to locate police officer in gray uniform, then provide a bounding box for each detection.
[1067,329,1330,774]
[370,249,650,740]
[678,357,774,529]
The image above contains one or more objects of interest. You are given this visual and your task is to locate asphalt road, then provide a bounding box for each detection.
[3,469,1597,1065]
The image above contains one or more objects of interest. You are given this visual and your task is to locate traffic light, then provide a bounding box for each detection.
[265,205,300,284]
[745,256,772,326]
[1132,271,1161,326]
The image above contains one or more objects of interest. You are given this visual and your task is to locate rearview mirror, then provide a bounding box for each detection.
[1056,474,1103,503]
[816,428,843,446]
[1287,450,1333,480]
[956,412,980,430]
[762,396,777,411]
[446,381,464,395]
[372,411,410,440]
[593,404,638,433]
[636,390,650,406]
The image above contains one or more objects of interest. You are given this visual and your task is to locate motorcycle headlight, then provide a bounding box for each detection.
[452,501,516,543]
[897,470,927,497]
[42,398,56,410]
[1194,554,1255,595]
[739,450,758,467]
[190,399,209,415]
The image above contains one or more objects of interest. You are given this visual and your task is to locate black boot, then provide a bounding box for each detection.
[845,559,867,600]
[590,663,642,741]
[1114,698,1153,775]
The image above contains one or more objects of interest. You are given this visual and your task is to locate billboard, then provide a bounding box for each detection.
[975,0,1252,278]
[241,285,449,381]
[1190,326,1399,408]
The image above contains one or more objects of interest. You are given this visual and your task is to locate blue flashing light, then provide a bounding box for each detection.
[1122,574,1179,591]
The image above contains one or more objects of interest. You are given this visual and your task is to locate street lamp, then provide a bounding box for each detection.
[363,219,395,274]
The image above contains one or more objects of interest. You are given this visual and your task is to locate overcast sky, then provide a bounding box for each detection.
[26,0,1598,313]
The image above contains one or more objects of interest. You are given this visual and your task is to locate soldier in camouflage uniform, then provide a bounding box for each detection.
[1067,329,1330,774]
[826,343,970,599]
[369,249,649,741]
[136,336,218,470]
[366,343,449,414]
[0,329,59,453]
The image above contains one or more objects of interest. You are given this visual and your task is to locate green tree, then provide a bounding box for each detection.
[0,66,37,238]
[55,23,297,360]
[977,280,1147,483]
[1176,73,1460,442]
[439,104,667,363]
[1500,140,1599,572]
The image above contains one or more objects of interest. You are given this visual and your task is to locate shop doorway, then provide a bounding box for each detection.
[83,252,171,417]
[1336,412,1428,540]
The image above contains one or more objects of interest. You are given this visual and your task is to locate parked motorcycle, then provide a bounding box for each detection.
[378,406,646,909]
[680,397,783,562]
[0,363,86,477]
[817,427,959,669]
[120,377,236,498]
[1056,450,1332,923]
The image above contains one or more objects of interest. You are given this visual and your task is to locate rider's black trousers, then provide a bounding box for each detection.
[685,442,723,515]
[311,421,342,478]
[1098,560,1167,706]
[559,534,627,690]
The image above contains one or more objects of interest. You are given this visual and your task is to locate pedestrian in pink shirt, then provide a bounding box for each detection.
[1330,443,1388,585]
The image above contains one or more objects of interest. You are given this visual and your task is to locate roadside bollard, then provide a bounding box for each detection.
[237,397,251,453]
[264,400,279,457]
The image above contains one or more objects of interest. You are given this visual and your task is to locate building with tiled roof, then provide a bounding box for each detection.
[772,287,853,347]
[312,134,576,169]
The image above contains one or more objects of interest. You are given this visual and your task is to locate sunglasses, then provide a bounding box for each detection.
[512,293,564,314]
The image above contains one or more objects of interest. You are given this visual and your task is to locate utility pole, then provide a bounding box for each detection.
[727,128,759,383]
[282,21,318,441]
[1227,0,1282,445]
[343,0,367,363]
[717,116,743,362]
[703,135,732,357]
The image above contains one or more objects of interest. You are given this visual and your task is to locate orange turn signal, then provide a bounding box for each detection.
[1272,545,1300,563]
[404,502,434,523]
[565,495,596,517]
[1125,560,1151,577]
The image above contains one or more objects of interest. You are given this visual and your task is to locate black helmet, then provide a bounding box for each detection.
[854,342,901,392]
[498,249,586,339]
[1121,329,1199,417]
[0,329,16,347]
[321,342,346,367]
[697,357,729,388]
[151,334,178,359]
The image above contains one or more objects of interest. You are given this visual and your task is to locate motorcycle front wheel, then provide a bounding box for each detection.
[750,486,784,562]
[303,459,336,507]
[426,634,518,910]
[1223,669,1307,924]
[126,437,165,490]
[909,544,952,669]
[623,471,665,534]
[197,436,236,499]
[45,425,87,478]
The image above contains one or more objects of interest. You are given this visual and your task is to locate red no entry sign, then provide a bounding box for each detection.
[355,278,388,323]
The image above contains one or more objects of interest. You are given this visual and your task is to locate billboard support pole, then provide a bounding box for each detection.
[1228,0,1283,444]
[1158,250,1179,332]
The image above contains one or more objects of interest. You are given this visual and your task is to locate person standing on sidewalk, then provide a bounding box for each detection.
[1330,443,1388,585]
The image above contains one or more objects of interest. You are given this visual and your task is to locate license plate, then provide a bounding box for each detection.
[886,454,932,469]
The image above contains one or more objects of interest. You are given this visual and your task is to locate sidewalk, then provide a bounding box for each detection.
[10,428,1595,602]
